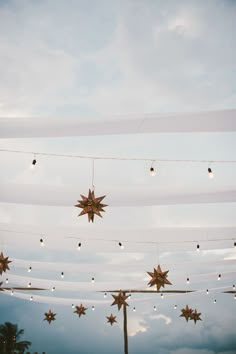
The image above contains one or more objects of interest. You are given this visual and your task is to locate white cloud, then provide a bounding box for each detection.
[150,314,172,325]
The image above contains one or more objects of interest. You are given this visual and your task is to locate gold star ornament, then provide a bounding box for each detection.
[74,304,87,317]
[111,290,129,311]
[180,305,194,322]
[106,314,117,326]
[0,252,12,275]
[190,309,202,324]
[75,189,107,222]
[147,264,172,291]
[44,310,56,324]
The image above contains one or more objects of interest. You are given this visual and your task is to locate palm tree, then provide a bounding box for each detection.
[0,322,31,354]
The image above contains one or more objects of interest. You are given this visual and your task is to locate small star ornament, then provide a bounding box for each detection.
[190,309,202,324]
[44,310,56,324]
[74,304,87,317]
[106,314,117,326]
[0,252,12,275]
[75,189,107,222]
[111,290,129,311]
[147,264,172,291]
[180,305,194,322]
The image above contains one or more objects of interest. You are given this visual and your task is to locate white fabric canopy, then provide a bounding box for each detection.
[0,109,235,138]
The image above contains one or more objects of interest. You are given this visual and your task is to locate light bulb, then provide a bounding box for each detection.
[77,242,81,250]
[11,290,14,296]
[31,158,37,169]
[28,282,31,288]
[174,305,177,309]
[218,274,221,280]
[150,167,155,176]
[234,295,236,300]
[51,287,55,292]
[214,299,216,304]
[197,244,200,252]
[233,285,235,290]
[187,277,190,284]
[28,267,32,272]
[30,296,33,301]
[128,294,131,299]
[92,306,95,311]
[234,242,236,248]
[133,307,136,312]
[72,304,75,309]
[206,289,209,295]
[61,272,64,279]
[208,167,214,179]
[6,278,8,284]
[161,293,164,299]
[104,292,107,298]
[40,238,44,247]
[91,277,95,283]
[154,306,157,311]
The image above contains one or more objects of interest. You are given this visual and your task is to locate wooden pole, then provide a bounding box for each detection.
[123,292,129,354]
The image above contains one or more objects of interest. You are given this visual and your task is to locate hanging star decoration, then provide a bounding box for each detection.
[75,189,107,222]
[106,314,117,326]
[74,304,87,317]
[147,264,172,291]
[111,290,129,311]
[44,310,56,324]
[180,305,194,322]
[0,252,12,275]
[190,309,202,324]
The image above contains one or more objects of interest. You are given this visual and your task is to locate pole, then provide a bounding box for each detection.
[123,292,128,354]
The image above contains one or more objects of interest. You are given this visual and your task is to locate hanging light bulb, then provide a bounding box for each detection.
[11,290,14,296]
[150,166,155,176]
[214,299,216,304]
[119,242,124,250]
[161,293,164,299]
[218,274,221,280]
[31,158,37,169]
[77,242,81,250]
[28,282,31,288]
[40,238,44,247]
[234,242,236,248]
[51,287,55,292]
[92,306,95,311]
[72,304,75,309]
[133,307,136,312]
[128,294,131,299]
[28,266,32,272]
[61,272,64,279]
[104,292,107,298]
[208,167,214,179]
[154,306,157,311]
[174,305,177,309]
[234,295,236,300]
[6,278,8,284]
[30,296,33,301]
[91,277,95,283]
[206,289,209,295]
[187,277,190,284]
[197,244,200,252]
[233,285,235,290]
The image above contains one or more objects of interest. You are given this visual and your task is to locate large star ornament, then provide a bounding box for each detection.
[0,252,12,275]
[74,304,87,317]
[106,314,117,326]
[147,264,172,291]
[180,305,194,322]
[190,309,202,324]
[75,189,107,222]
[111,290,129,311]
[44,310,56,324]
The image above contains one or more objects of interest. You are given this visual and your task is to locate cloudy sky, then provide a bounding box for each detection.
[0,1,236,353]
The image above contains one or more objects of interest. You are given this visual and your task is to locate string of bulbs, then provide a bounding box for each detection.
[1,149,236,178]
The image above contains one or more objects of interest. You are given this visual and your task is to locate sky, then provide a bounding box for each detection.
[0,0,236,353]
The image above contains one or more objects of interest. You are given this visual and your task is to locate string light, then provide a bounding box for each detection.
[154,306,157,311]
[92,306,95,311]
[104,292,107,298]
[174,305,177,309]
[119,242,124,250]
[187,277,190,284]
[61,272,64,279]
[30,296,33,301]
[40,238,44,247]
[28,267,32,272]
[51,287,55,292]
[206,289,209,295]
[11,290,14,296]
[197,244,200,252]
[214,299,216,304]
[91,277,95,283]
[218,274,221,280]
[77,242,81,250]
[133,307,136,312]
[31,158,37,169]
[234,242,236,248]
[161,293,164,299]
[28,282,31,288]
[128,294,131,300]
[233,285,235,290]
[6,278,8,284]
[72,304,75,309]
[234,295,236,300]
[208,167,214,179]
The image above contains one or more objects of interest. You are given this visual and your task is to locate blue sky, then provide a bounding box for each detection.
[0,1,236,353]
